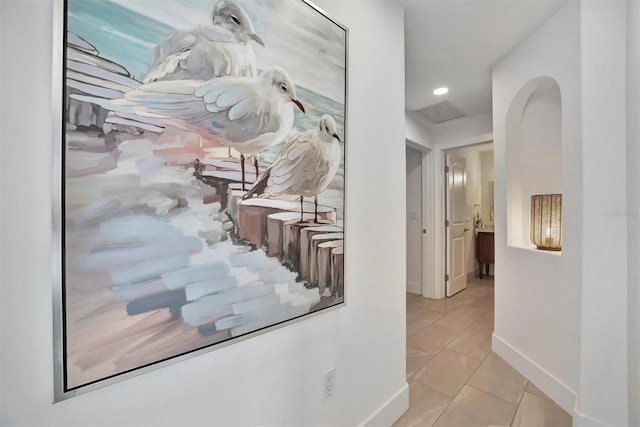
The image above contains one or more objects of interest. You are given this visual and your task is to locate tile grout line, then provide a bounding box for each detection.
[428,322,494,426]
[444,345,491,362]
[404,280,495,426]
[408,316,468,385]
[463,375,525,411]
[509,383,530,426]
[406,292,491,380]
[454,317,527,413]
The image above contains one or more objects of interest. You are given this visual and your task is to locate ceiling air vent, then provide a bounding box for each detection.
[418,100,465,124]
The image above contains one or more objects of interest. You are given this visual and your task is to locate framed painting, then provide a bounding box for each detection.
[52,0,347,400]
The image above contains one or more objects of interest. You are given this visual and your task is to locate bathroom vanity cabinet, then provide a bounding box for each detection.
[476,229,494,278]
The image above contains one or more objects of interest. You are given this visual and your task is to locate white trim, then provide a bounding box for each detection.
[438,132,494,151]
[51,0,65,403]
[424,147,436,298]
[406,281,421,294]
[432,148,446,299]
[492,333,576,416]
[406,138,434,152]
[571,407,609,427]
[359,382,409,427]
[406,140,434,299]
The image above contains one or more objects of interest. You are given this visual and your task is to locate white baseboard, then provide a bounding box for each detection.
[406,281,421,295]
[571,409,609,426]
[492,333,576,415]
[360,382,409,427]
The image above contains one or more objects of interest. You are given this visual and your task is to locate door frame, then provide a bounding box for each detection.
[433,133,493,299]
[405,140,433,298]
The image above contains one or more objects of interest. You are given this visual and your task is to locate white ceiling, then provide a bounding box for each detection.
[401,0,567,123]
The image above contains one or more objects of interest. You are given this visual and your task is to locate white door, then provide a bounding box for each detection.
[406,147,423,295]
[446,153,467,297]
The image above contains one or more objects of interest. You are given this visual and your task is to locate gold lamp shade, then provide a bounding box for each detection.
[530,194,562,251]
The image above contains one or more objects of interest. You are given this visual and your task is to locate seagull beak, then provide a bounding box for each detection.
[333,133,340,142]
[292,98,305,114]
[250,33,265,47]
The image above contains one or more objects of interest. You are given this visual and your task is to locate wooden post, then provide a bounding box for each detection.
[236,202,283,246]
[316,240,344,295]
[309,233,344,286]
[331,246,344,297]
[228,189,244,224]
[266,212,315,257]
[299,225,343,280]
[282,220,318,270]
[236,198,335,247]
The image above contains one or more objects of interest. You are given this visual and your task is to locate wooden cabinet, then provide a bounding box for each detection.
[476,230,494,278]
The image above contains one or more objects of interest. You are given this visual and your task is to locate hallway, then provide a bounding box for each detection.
[396,278,572,426]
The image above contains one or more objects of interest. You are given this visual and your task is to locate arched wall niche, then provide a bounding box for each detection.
[506,77,563,249]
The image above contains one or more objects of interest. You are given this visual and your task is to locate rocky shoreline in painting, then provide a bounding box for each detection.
[64,31,344,389]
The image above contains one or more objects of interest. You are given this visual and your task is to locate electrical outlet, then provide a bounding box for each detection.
[323,368,336,398]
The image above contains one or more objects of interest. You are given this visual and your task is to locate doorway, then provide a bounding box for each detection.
[405,141,433,297]
[443,142,495,297]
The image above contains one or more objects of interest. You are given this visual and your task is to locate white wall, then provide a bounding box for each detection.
[492,0,582,415]
[405,110,435,149]
[578,1,629,424]
[627,1,640,425]
[520,89,562,196]
[495,2,635,424]
[0,1,408,425]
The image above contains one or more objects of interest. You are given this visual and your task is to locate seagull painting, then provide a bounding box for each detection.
[114,66,306,190]
[243,115,342,222]
[61,0,347,392]
[144,0,265,83]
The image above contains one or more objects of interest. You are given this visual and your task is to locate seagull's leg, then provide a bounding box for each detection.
[227,146,232,158]
[253,155,259,178]
[300,197,304,222]
[314,196,319,223]
[240,154,246,191]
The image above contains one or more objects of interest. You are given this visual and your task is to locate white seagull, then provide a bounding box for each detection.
[115,67,306,189]
[144,0,264,83]
[243,115,342,222]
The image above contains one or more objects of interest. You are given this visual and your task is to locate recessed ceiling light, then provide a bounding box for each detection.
[433,87,449,95]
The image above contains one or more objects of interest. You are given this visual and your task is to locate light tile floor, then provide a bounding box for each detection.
[395,277,572,427]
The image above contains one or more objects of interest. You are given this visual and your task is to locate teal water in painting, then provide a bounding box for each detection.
[68,0,172,81]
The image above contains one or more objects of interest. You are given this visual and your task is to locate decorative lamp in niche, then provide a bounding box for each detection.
[530,194,562,251]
